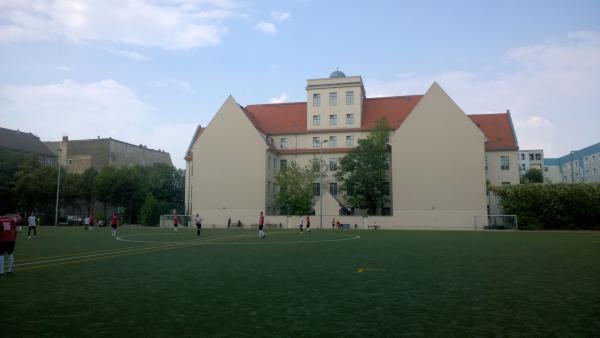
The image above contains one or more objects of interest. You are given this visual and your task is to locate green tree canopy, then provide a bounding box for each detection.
[335,118,391,214]
[522,168,544,184]
[274,161,319,215]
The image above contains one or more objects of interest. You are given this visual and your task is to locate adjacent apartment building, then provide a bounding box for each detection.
[185,71,519,229]
[45,136,173,173]
[544,142,600,183]
[518,149,544,176]
[0,126,57,165]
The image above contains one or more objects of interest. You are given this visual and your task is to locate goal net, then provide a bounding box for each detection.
[159,214,192,228]
[474,215,518,231]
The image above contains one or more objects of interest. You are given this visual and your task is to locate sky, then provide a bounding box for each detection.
[0,0,599,168]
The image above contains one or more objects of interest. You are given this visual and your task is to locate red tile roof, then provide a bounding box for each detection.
[242,97,518,152]
[469,113,519,151]
[362,95,423,129]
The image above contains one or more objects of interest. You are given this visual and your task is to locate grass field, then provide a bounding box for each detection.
[1,226,599,337]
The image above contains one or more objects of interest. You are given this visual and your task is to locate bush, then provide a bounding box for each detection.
[490,183,600,230]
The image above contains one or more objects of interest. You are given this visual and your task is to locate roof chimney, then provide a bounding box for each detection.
[62,136,68,142]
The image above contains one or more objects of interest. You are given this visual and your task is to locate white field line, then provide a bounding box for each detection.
[15,236,234,267]
[204,235,361,246]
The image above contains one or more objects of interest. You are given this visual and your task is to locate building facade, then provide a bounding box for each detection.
[45,136,173,173]
[185,71,519,229]
[0,127,56,165]
[518,149,544,176]
[544,143,600,183]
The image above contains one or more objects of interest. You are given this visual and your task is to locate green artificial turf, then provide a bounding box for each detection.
[1,227,599,337]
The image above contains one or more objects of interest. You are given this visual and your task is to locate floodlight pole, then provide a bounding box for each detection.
[54,148,62,226]
[319,139,328,229]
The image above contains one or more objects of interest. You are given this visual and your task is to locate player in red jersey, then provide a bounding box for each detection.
[258,211,265,239]
[110,213,119,239]
[306,214,311,233]
[172,212,180,233]
[0,215,17,277]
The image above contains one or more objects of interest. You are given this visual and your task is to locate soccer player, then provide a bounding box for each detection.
[299,216,304,233]
[306,214,311,233]
[83,216,90,231]
[0,215,17,277]
[331,217,336,230]
[27,214,37,238]
[110,213,119,238]
[194,214,203,236]
[258,211,265,239]
[173,213,180,232]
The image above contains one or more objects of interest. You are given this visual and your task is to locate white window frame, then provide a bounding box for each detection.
[329,92,337,106]
[346,113,354,125]
[329,136,337,147]
[313,93,320,107]
[346,91,354,105]
[313,137,320,148]
[346,135,353,146]
[313,115,320,126]
[329,114,337,126]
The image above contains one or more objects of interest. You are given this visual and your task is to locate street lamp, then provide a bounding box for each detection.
[54,148,62,226]
[570,150,576,183]
[319,138,328,229]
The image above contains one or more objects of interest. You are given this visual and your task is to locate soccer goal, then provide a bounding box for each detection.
[159,214,192,228]
[474,215,519,231]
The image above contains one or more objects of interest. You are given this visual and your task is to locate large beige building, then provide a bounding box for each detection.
[185,71,519,229]
[45,136,173,174]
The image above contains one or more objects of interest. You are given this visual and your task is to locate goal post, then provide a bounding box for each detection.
[474,215,519,231]
[159,214,192,228]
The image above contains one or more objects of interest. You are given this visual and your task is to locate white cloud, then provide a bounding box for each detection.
[0,0,237,50]
[269,93,289,103]
[365,31,600,157]
[111,49,148,61]
[270,10,290,22]
[255,21,277,35]
[151,79,193,93]
[0,79,191,168]
[56,65,71,72]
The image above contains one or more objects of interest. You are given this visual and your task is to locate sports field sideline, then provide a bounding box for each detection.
[1,227,599,337]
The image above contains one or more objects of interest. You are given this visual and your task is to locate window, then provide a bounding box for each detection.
[529,154,534,160]
[313,183,320,196]
[329,158,337,171]
[267,181,271,194]
[68,159,72,165]
[384,157,390,170]
[383,182,390,195]
[313,137,320,148]
[280,137,288,149]
[329,114,337,126]
[521,153,525,160]
[500,156,509,170]
[274,157,277,170]
[346,91,354,105]
[313,115,320,126]
[501,182,510,186]
[535,154,541,160]
[329,92,337,106]
[330,183,337,196]
[544,166,548,172]
[312,159,320,172]
[346,113,354,125]
[329,136,337,147]
[268,156,271,170]
[280,159,287,171]
[382,207,391,216]
[593,155,596,162]
[313,93,320,107]
[346,135,354,146]
[594,168,597,176]
[521,164,526,172]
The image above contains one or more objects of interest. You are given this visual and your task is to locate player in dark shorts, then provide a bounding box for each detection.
[306,214,311,233]
[173,213,180,232]
[258,211,265,239]
[110,213,119,238]
[194,214,202,236]
[0,215,17,277]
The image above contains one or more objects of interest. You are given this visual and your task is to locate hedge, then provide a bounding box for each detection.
[490,183,600,230]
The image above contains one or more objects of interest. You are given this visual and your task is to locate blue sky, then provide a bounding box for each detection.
[1,0,599,168]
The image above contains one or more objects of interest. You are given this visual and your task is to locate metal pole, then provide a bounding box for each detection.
[319,140,323,229]
[54,148,62,226]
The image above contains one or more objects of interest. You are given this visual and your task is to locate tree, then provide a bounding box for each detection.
[12,163,57,222]
[0,149,37,213]
[521,168,543,184]
[335,118,391,214]
[79,168,98,216]
[274,161,319,215]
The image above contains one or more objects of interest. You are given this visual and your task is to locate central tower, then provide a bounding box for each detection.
[306,70,365,131]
